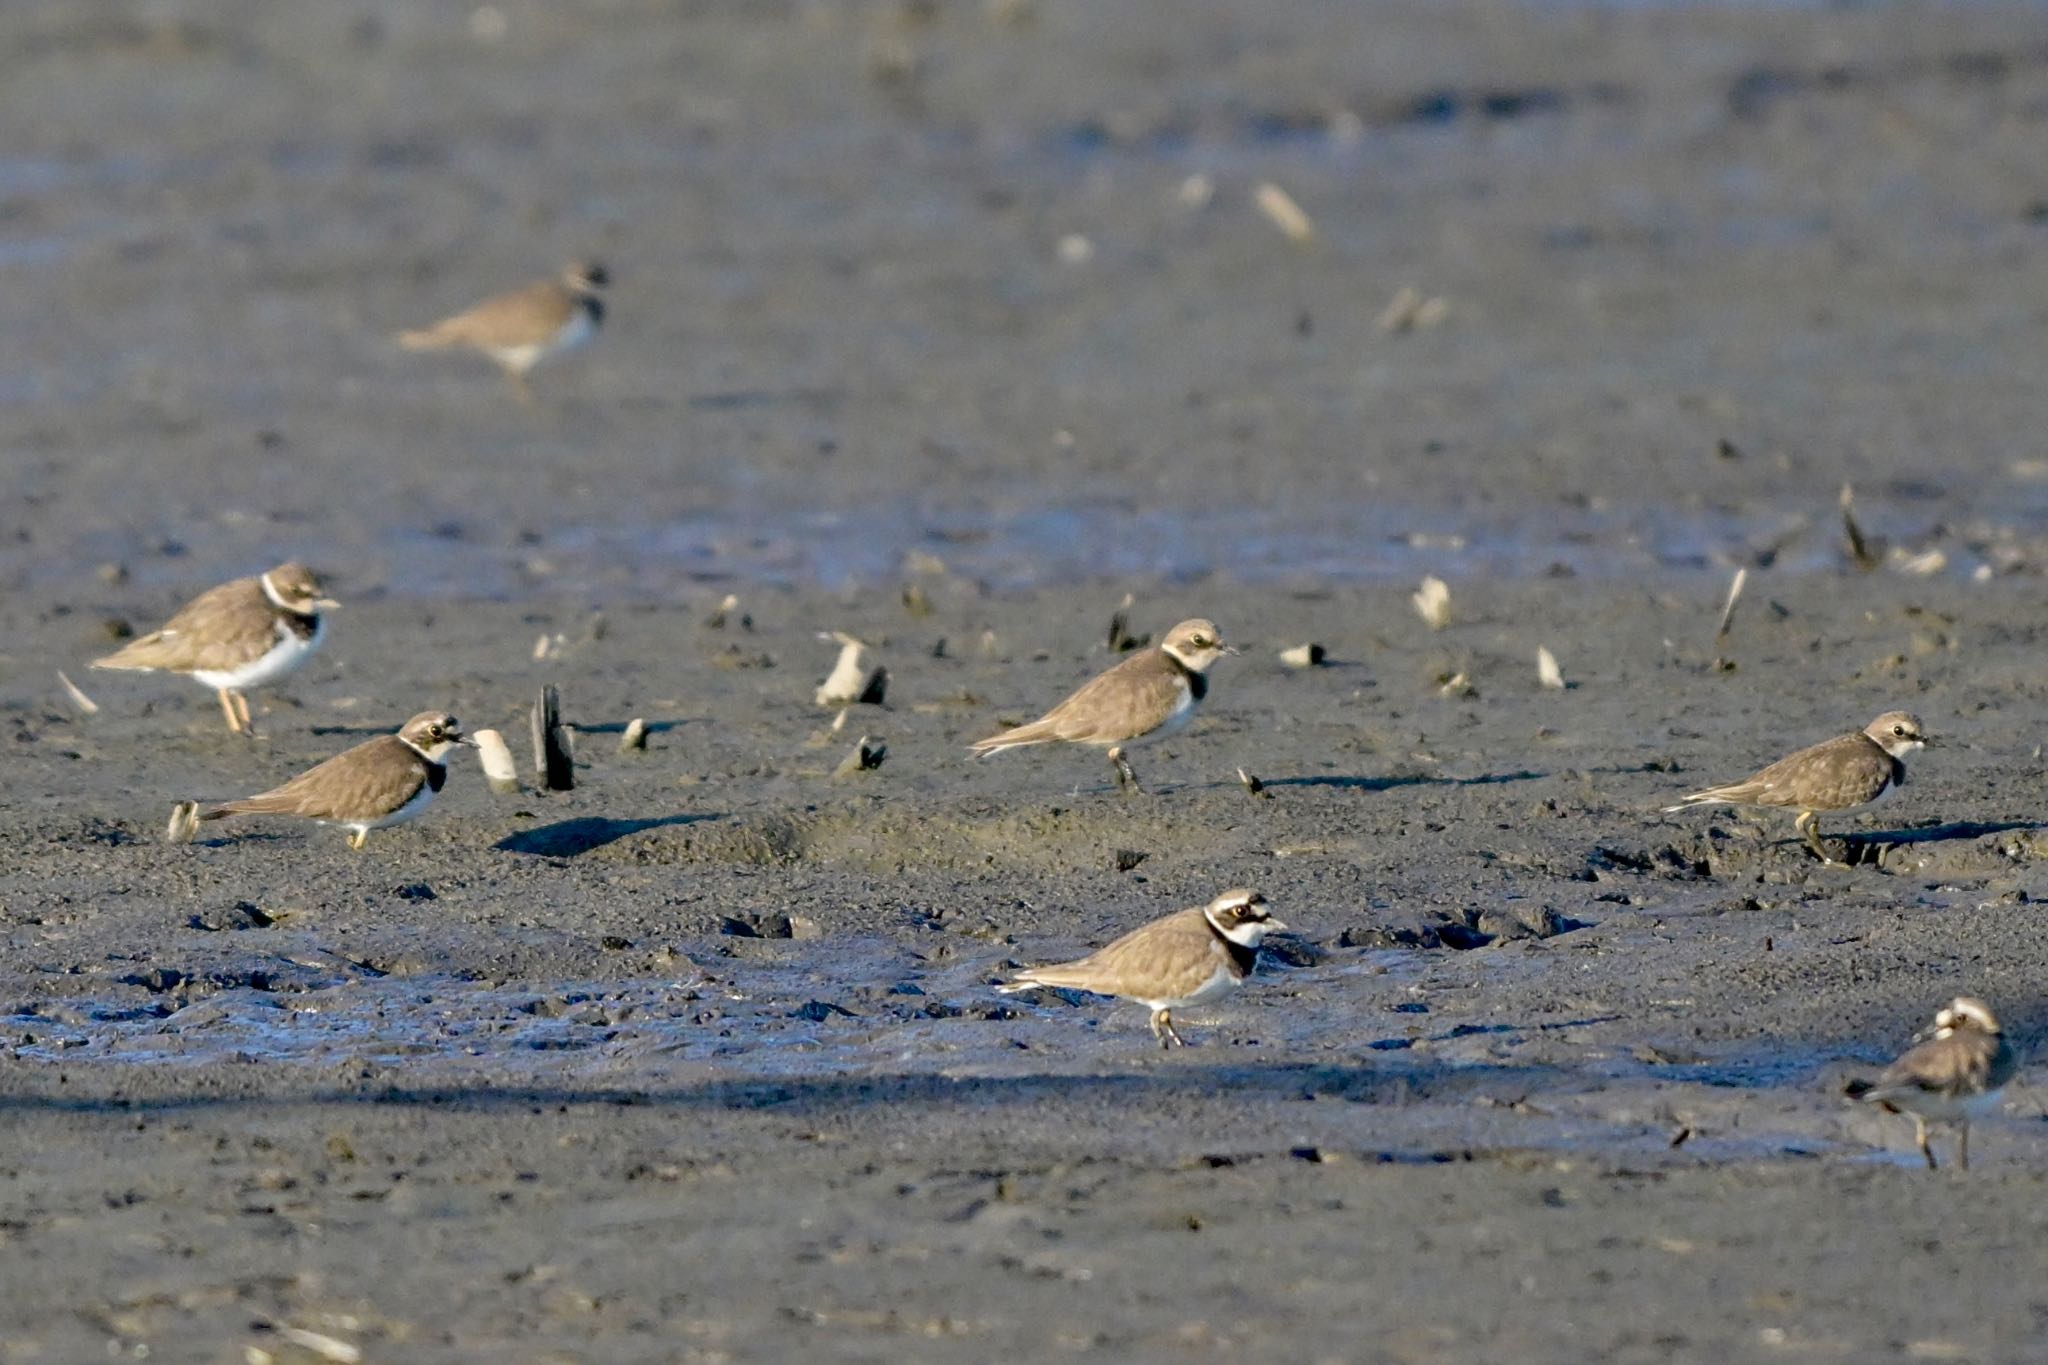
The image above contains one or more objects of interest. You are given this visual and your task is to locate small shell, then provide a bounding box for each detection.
[1254,182,1315,243]
[833,735,887,778]
[56,670,99,716]
[472,728,522,794]
[1278,643,1326,668]
[816,633,869,707]
[1412,577,1452,630]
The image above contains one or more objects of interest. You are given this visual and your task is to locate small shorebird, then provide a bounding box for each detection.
[1846,997,2017,1170]
[398,261,608,400]
[1662,710,1933,864]
[998,888,1283,1047]
[199,711,472,849]
[92,562,337,734]
[969,618,1234,792]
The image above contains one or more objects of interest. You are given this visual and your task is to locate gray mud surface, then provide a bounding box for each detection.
[7,1,2048,1362]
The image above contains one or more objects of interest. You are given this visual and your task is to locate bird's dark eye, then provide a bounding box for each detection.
[1893,725,1906,736]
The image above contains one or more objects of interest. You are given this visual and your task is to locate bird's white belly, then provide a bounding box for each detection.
[1961,1088,2008,1121]
[193,616,324,691]
[332,781,437,837]
[491,309,594,374]
[1145,963,1239,1012]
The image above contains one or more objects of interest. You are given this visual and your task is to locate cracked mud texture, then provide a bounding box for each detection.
[6,1,2048,1362]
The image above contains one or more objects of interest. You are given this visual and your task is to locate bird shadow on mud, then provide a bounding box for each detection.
[0,1046,1892,1174]
[1854,819,2042,847]
[1260,770,1544,793]
[574,719,692,737]
[1827,819,2044,866]
[496,813,720,857]
[0,1057,1583,1124]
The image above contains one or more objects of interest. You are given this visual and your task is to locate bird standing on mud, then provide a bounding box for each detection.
[91,562,338,735]
[398,261,608,401]
[1000,889,1284,1047]
[1662,710,1933,865]
[1846,997,2017,1170]
[199,711,473,849]
[970,618,1234,793]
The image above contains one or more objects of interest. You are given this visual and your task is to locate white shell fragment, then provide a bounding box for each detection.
[1278,643,1326,668]
[472,728,522,795]
[816,632,870,707]
[56,670,99,716]
[1254,181,1315,243]
[1716,567,1747,643]
[1377,286,1449,333]
[1412,577,1452,630]
[1537,646,1565,690]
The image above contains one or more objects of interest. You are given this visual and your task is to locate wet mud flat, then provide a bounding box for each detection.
[6,574,2048,1360]
[7,0,2048,1358]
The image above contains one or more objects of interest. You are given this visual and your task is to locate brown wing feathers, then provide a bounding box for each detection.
[973,649,1183,751]
[400,279,572,350]
[201,736,426,823]
[93,576,275,675]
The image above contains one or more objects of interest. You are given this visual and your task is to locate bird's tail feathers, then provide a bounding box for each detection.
[90,635,170,671]
[202,794,292,820]
[1848,1079,1914,1110]
[397,324,457,351]
[1662,790,1735,813]
[969,724,1053,757]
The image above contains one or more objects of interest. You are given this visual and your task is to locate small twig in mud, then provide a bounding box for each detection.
[1841,483,1885,571]
[1107,595,1148,653]
[1711,567,1747,671]
[532,685,574,791]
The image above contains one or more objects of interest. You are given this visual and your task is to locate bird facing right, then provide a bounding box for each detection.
[1662,710,1933,865]
[1846,996,2017,1170]
[199,711,473,850]
[91,561,337,735]
[998,888,1284,1047]
[398,261,608,400]
[969,618,1234,793]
